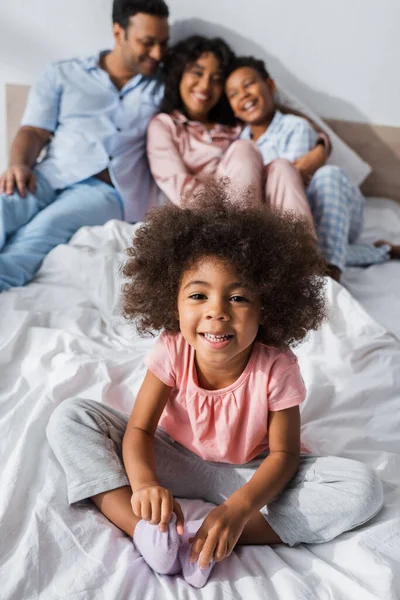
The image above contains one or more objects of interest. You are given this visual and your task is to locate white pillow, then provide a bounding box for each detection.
[277,86,372,187]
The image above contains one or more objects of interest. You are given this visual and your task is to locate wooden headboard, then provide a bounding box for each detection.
[326,119,400,203]
[6,83,400,203]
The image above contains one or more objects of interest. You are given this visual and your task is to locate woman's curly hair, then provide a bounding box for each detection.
[122,182,327,347]
[160,35,236,126]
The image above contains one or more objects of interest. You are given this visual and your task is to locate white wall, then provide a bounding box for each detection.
[0,0,114,170]
[1,0,399,169]
[168,0,400,127]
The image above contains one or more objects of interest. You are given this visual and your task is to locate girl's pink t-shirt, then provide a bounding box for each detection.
[144,332,306,464]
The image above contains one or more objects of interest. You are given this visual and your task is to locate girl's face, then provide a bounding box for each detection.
[177,256,261,372]
[225,66,276,125]
[179,52,224,122]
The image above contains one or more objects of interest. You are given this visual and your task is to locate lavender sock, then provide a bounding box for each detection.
[133,514,181,575]
[179,519,215,588]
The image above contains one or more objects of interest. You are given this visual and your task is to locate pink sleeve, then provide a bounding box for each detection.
[144,332,176,387]
[267,351,306,411]
[147,114,203,206]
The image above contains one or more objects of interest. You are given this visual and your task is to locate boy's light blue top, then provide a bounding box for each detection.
[21,53,164,222]
[240,109,319,165]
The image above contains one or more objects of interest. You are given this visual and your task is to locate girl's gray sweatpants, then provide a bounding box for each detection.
[47,398,383,547]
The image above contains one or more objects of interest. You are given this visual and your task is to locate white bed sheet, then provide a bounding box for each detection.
[0,198,400,600]
[342,197,400,340]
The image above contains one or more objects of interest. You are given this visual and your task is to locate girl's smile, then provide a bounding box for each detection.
[241,98,259,113]
[177,255,261,387]
[199,332,235,349]
[226,66,276,130]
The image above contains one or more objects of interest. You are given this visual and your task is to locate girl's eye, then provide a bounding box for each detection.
[211,75,223,84]
[230,295,248,303]
[190,70,203,78]
[189,293,206,300]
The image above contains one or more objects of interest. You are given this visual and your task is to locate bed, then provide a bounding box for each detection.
[0,194,399,600]
[1,82,400,599]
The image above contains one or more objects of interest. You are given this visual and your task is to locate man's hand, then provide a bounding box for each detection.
[0,165,36,197]
[189,500,252,569]
[131,483,185,534]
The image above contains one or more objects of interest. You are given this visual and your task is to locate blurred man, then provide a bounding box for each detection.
[0,0,169,290]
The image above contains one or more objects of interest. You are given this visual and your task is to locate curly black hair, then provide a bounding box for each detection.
[226,55,271,80]
[160,35,236,126]
[122,182,326,347]
[112,0,169,29]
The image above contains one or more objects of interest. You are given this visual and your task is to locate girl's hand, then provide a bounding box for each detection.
[189,501,251,569]
[131,484,185,534]
[293,158,315,187]
[293,144,327,187]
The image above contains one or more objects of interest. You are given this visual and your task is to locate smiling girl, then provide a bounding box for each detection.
[225,56,400,280]
[47,183,383,588]
[147,35,324,219]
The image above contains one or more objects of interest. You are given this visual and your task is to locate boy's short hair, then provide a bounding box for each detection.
[122,181,326,347]
[112,0,169,29]
[227,55,270,80]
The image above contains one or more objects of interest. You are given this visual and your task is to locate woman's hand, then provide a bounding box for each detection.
[188,500,252,569]
[131,484,185,534]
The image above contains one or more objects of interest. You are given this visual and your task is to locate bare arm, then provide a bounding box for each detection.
[9,125,51,168]
[0,126,51,196]
[188,405,301,566]
[227,406,301,512]
[122,369,171,490]
[293,144,328,186]
[122,369,184,532]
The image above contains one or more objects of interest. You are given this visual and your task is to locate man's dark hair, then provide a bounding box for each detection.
[160,35,236,126]
[227,55,270,80]
[112,0,169,29]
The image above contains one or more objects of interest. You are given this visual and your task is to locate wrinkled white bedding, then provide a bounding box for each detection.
[0,198,399,600]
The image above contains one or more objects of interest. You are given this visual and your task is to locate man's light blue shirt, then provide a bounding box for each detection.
[21,53,164,222]
[240,110,319,165]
